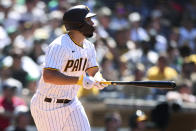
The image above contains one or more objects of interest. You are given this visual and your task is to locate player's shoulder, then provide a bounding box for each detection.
[51,34,68,45]
[49,34,70,47]
[84,39,95,49]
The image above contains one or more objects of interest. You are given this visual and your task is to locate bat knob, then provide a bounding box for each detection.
[171,81,176,89]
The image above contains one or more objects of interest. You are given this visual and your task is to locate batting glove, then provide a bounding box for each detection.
[94,80,108,90]
[77,75,95,89]
[93,72,108,90]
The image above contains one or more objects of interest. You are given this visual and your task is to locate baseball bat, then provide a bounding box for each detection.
[100,81,176,89]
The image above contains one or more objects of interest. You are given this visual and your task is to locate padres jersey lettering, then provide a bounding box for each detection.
[64,60,74,72]
[72,59,79,71]
[83,58,87,71]
[30,34,98,131]
[64,58,88,72]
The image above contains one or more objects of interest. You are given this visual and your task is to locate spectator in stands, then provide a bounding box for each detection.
[13,21,35,53]
[166,45,181,72]
[3,48,41,92]
[6,105,36,131]
[109,2,129,31]
[112,28,130,79]
[129,110,147,131]
[104,112,122,131]
[47,10,63,44]
[147,54,178,98]
[0,67,12,93]
[122,63,150,99]
[114,28,130,56]
[150,101,181,131]
[147,54,178,81]
[28,38,45,64]
[179,19,196,52]
[0,78,26,131]
[0,78,23,96]
[0,26,11,53]
[128,12,149,44]
[9,50,28,87]
[166,82,196,103]
[2,26,18,56]
[168,28,180,49]
[175,62,195,84]
[179,44,192,58]
[101,57,119,82]
[97,7,113,38]
[150,102,170,131]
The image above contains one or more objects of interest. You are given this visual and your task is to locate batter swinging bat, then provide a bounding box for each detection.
[100,81,176,89]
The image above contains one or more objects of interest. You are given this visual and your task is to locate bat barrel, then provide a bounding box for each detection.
[110,81,176,89]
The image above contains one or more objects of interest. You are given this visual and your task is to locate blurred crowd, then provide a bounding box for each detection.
[1,0,196,130]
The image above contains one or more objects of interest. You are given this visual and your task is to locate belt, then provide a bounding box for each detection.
[44,97,71,104]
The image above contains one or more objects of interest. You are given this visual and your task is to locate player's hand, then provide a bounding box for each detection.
[77,75,95,89]
[93,72,108,90]
[94,79,108,90]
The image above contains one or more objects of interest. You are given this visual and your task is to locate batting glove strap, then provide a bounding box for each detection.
[77,75,95,89]
[77,75,84,86]
[83,76,96,89]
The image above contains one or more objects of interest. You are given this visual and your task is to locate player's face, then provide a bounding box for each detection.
[85,17,94,26]
[83,17,95,38]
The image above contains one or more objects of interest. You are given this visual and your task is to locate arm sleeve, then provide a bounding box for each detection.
[86,44,99,70]
[45,44,66,70]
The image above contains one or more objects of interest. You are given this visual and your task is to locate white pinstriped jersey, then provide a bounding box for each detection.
[36,33,98,100]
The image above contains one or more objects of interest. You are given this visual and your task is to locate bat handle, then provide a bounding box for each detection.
[100,81,112,85]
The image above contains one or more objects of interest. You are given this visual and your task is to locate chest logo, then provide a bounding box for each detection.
[64,58,87,72]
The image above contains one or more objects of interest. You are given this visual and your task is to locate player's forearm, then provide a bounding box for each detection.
[86,67,99,77]
[43,69,79,85]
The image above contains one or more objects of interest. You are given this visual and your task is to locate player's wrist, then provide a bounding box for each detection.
[83,76,95,89]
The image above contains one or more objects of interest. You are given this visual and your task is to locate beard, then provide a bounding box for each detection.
[79,23,95,38]
[84,32,94,38]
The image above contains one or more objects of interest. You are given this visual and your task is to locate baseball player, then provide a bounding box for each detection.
[30,5,108,131]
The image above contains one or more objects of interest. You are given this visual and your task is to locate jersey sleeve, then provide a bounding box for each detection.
[86,43,99,70]
[44,44,66,70]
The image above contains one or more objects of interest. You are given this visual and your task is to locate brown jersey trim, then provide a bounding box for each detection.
[85,66,99,72]
[68,33,83,48]
[44,67,59,71]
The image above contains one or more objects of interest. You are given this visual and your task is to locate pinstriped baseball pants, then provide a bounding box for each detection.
[30,93,91,131]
